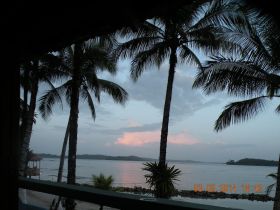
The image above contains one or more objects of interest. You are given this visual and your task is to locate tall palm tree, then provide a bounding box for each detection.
[39,39,128,210]
[19,55,66,176]
[192,10,280,210]
[114,0,242,167]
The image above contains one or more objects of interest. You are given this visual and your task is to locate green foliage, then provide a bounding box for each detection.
[92,173,114,190]
[143,162,181,198]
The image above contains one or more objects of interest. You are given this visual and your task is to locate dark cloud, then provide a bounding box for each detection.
[93,122,162,136]
[108,62,221,122]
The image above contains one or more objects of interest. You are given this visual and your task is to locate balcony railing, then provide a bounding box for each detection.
[19,177,242,210]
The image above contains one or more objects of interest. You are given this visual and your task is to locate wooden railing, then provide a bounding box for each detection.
[19,177,242,210]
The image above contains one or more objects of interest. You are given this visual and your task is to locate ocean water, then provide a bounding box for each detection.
[38,158,276,210]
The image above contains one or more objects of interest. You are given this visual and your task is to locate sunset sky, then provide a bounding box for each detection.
[30,58,280,162]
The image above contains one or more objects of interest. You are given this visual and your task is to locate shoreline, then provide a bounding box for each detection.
[110,186,274,202]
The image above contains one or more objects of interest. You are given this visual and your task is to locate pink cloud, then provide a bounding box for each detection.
[115,130,199,146]
[169,132,198,145]
[116,131,159,146]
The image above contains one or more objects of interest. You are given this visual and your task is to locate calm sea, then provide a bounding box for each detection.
[38,158,276,210]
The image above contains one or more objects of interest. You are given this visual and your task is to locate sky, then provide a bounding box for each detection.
[30,57,280,163]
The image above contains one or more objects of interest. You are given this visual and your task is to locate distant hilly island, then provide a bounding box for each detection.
[38,153,205,163]
[38,154,278,166]
[226,158,278,166]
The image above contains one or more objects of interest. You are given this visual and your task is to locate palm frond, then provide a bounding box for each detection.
[131,41,169,81]
[80,86,96,120]
[189,0,245,32]
[83,72,101,102]
[39,53,71,81]
[177,0,210,28]
[39,81,70,119]
[266,173,277,195]
[257,15,280,61]
[215,96,267,131]
[114,36,162,59]
[186,25,241,56]
[179,45,202,68]
[143,162,181,198]
[88,34,118,50]
[267,173,278,180]
[193,57,269,97]
[218,12,275,70]
[276,104,280,114]
[218,26,258,55]
[117,20,161,39]
[98,79,128,105]
[60,46,74,71]
[92,173,114,190]
[266,183,275,195]
[82,44,117,75]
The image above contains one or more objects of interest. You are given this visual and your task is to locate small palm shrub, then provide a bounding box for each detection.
[92,173,114,190]
[143,162,181,198]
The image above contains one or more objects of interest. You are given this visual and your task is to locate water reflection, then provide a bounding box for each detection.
[40,158,275,210]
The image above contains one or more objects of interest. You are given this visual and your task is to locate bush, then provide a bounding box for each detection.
[92,173,114,190]
[143,162,181,198]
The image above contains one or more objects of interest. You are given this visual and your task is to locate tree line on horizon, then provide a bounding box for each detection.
[19,0,280,209]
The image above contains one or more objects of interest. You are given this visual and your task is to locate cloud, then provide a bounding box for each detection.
[127,119,142,128]
[116,63,220,122]
[169,132,199,145]
[115,130,199,146]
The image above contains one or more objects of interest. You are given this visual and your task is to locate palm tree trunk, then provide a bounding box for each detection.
[20,68,30,149]
[52,116,70,210]
[19,61,39,176]
[159,47,177,166]
[57,116,70,183]
[273,154,280,210]
[66,44,81,210]
[19,68,30,171]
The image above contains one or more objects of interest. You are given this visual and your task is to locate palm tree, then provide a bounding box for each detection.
[92,173,114,190]
[39,39,128,210]
[19,55,66,176]
[92,173,114,210]
[192,10,280,210]
[193,11,280,131]
[115,0,242,167]
[143,162,181,198]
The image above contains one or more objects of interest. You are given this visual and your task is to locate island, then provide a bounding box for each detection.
[39,153,155,161]
[38,153,205,163]
[226,158,278,166]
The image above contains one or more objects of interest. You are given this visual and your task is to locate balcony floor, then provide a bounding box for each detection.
[22,190,118,210]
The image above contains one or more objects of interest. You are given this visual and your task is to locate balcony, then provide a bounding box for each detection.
[19,177,242,210]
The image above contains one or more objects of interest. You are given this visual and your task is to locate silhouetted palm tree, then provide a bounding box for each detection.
[39,39,128,210]
[192,10,280,210]
[115,0,242,167]
[143,162,181,198]
[193,11,280,131]
[19,55,66,176]
[92,173,114,190]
